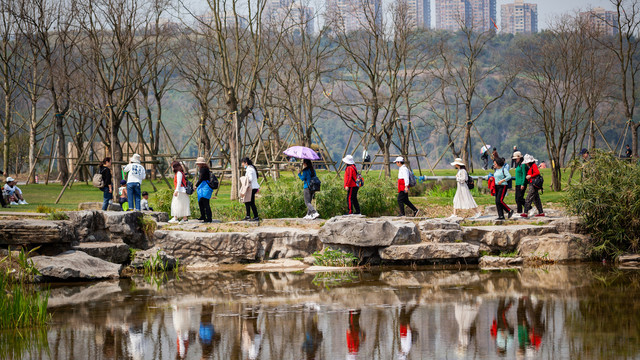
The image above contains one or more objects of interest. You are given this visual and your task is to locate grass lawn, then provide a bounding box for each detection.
[0,167,568,215]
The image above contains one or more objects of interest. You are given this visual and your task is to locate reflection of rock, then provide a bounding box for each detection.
[463,225,557,250]
[517,234,589,261]
[255,227,322,259]
[319,217,420,247]
[131,246,177,270]
[155,230,258,265]
[47,281,121,307]
[478,256,523,268]
[72,241,130,264]
[618,254,640,268]
[32,250,121,280]
[246,259,308,271]
[518,266,592,291]
[379,243,480,262]
[0,219,74,245]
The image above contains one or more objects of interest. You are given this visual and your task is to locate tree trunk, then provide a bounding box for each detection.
[551,154,562,191]
[199,116,211,157]
[460,122,472,167]
[589,119,596,151]
[229,111,239,201]
[56,115,68,184]
[3,92,10,175]
[28,124,37,184]
[633,120,639,158]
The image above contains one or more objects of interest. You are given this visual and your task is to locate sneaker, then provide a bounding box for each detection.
[520,213,528,218]
[413,209,421,217]
[473,212,482,218]
[19,200,28,205]
[534,213,546,217]
[311,212,320,219]
[508,210,514,219]
[303,214,311,220]
[178,219,187,224]
[241,216,251,221]
[168,217,179,223]
[251,217,260,222]
[497,217,506,221]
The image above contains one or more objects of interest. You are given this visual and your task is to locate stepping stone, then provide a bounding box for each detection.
[379,242,480,261]
[72,241,130,264]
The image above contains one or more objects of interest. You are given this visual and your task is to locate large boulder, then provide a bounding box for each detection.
[319,216,420,247]
[463,225,558,251]
[418,219,463,243]
[548,216,587,234]
[419,218,462,231]
[71,241,130,264]
[68,210,109,243]
[130,246,177,270]
[253,227,322,260]
[31,250,121,281]
[0,219,75,245]
[103,211,149,248]
[517,233,590,262]
[77,202,120,211]
[154,230,258,265]
[379,243,480,262]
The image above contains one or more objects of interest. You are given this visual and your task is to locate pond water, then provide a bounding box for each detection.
[3,265,640,360]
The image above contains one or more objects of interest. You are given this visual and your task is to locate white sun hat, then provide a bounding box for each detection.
[523,154,538,164]
[130,153,142,163]
[512,151,523,159]
[6,177,15,182]
[393,156,404,163]
[342,155,355,165]
[450,158,465,167]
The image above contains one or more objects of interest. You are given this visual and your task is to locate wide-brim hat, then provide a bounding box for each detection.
[195,156,206,165]
[6,177,14,182]
[393,156,404,163]
[342,155,355,165]
[523,154,537,164]
[130,153,141,163]
[450,158,465,167]
[512,151,523,159]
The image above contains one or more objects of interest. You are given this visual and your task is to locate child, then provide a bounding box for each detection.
[118,179,128,210]
[141,191,153,211]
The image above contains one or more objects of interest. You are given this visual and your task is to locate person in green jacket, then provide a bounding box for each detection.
[513,151,528,214]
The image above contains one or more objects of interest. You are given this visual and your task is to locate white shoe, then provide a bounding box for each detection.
[179,219,187,224]
[473,212,482,219]
[10,202,18,205]
[303,215,311,220]
[19,200,28,205]
[312,212,320,219]
[168,217,178,223]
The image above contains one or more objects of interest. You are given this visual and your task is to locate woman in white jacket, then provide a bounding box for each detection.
[451,158,480,218]
[242,157,260,221]
[169,161,190,224]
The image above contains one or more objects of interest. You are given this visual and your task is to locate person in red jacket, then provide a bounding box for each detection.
[343,155,361,215]
[521,154,544,217]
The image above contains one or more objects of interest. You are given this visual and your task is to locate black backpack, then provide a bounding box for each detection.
[467,174,475,189]
[208,172,219,190]
[531,174,544,190]
[309,169,321,192]
[501,168,513,189]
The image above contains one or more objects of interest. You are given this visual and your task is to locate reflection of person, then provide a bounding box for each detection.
[455,301,480,356]
[398,306,417,360]
[491,298,514,355]
[173,304,193,360]
[302,309,323,360]
[199,303,221,360]
[241,314,263,360]
[346,310,366,360]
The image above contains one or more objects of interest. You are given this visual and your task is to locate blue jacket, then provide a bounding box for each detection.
[298,168,314,189]
[494,166,512,185]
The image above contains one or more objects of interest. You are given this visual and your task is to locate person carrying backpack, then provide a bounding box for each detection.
[493,157,514,220]
[98,157,112,211]
[342,155,360,215]
[298,159,320,220]
[394,157,419,217]
[195,157,213,223]
[450,158,480,219]
[513,151,528,214]
[521,154,545,218]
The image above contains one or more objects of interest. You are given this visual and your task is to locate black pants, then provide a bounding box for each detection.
[515,184,527,213]
[245,189,259,218]
[494,185,512,218]
[524,186,543,214]
[198,197,212,222]
[397,191,417,216]
[347,187,360,214]
[481,154,489,170]
[0,193,6,207]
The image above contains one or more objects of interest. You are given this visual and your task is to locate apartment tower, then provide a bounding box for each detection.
[501,0,538,34]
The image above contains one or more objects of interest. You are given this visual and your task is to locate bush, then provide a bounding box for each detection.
[564,151,640,259]
[258,173,398,219]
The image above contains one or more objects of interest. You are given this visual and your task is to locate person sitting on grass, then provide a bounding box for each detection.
[141,191,153,211]
[118,179,128,210]
[3,177,28,205]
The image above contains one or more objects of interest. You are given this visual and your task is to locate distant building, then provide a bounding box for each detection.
[435,0,497,32]
[501,0,538,34]
[580,7,618,36]
[326,0,383,32]
[267,1,315,35]
[401,0,430,29]
[198,12,249,29]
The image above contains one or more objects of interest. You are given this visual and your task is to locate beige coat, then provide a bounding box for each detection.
[239,176,253,203]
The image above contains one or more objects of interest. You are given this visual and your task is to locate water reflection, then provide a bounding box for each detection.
[5,265,640,360]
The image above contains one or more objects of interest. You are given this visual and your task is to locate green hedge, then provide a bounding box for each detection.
[564,151,640,259]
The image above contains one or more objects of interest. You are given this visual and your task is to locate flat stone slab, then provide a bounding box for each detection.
[252,226,322,260]
[319,216,420,247]
[304,265,359,273]
[463,225,558,250]
[379,243,480,261]
[517,233,589,262]
[245,259,308,271]
[32,250,121,281]
[479,255,524,269]
[0,219,74,245]
[154,230,258,265]
[72,241,130,264]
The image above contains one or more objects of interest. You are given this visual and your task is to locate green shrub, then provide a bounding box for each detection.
[312,248,359,267]
[47,211,68,220]
[564,151,640,259]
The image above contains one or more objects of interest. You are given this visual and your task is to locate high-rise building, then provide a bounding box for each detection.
[402,0,430,29]
[501,0,538,34]
[580,7,618,36]
[435,0,497,32]
[267,1,315,35]
[326,0,383,32]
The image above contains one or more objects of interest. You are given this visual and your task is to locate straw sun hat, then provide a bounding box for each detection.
[450,158,465,167]
[195,157,207,165]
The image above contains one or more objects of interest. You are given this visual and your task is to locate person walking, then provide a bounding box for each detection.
[511,146,519,168]
[394,157,419,217]
[342,155,360,215]
[195,157,213,223]
[513,151,528,214]
[450,158,480,218]
[99,157,113,211]
[493,157,514,220]
[169,161,190,224]
[298,159,320,220]
[241,157,260,221]
[123,153,146,211]
[521,154,545,218]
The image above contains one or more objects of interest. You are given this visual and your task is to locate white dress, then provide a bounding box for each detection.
[453,169,477,210]
[171,171,191,218]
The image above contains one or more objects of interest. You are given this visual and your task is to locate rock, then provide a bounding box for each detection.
[31,250,121,280]
[254,227,322,260]
[421,229,463,243]
[154,230,258,265]
[379,243,480,262]
[0,219,75,245]
[245,259,308,271]
[548,216,586,234]
[463,225,558,250]
[319,217,420,247]
[103,211,150,249]
[77,202,120,211]
[419,218,462,231]
[618,254,640,268]
[302,256,316,265]
[68,210,109,243]
[478,255,524,268]
[144,211,169,223]
[517,233,590,262]
[130,246,177,270]
[484,205,517,216]
[72,242,130,264]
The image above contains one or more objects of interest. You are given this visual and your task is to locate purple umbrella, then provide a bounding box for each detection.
[283,146,320,160]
